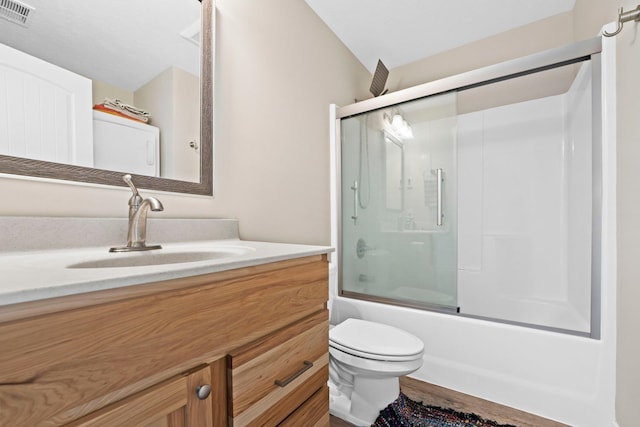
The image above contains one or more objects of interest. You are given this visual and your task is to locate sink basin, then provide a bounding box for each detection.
[67,246,254,269]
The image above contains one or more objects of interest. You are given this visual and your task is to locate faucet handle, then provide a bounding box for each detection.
[123,174,139,197]
[123,174,143,208]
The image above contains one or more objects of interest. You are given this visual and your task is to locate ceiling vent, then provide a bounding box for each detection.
[370,60,389,97]
[0,0,34,27]
[180,19,201,47]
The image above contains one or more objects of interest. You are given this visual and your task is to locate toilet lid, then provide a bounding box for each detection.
[329,319,424,358]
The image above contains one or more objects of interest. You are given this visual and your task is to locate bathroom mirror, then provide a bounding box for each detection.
[0,0,213,195]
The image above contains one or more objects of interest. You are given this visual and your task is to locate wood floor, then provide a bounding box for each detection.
[329,376,568,427]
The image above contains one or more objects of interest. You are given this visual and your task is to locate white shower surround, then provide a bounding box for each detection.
[329,32,616,427]
[456,61,593,333]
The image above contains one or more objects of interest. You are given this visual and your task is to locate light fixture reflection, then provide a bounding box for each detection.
[385,113,413,141]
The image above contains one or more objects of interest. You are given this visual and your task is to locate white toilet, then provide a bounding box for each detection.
[328,318,424,425]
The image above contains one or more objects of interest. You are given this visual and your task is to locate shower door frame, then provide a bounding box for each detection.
[335,37,603,338]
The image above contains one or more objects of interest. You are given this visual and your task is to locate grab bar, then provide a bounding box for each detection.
[436,168,443,226]
[351,180,359,225]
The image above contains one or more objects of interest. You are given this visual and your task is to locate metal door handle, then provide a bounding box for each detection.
[436,168,443,226]
[351,180,359,225]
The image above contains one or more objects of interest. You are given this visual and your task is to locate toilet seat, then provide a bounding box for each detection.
[330,341,422,362]
[329,319,424,362]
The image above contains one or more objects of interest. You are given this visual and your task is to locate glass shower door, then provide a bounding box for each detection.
[340,93,458,312]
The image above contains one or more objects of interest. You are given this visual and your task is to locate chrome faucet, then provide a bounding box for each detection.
[110,174,164,252]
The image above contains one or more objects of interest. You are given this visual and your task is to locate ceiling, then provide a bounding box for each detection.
[0,0,201,92]
[304,0,576,72]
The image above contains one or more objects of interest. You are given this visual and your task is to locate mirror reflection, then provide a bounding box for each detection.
[0,0,201,182]
[384,131,404,211]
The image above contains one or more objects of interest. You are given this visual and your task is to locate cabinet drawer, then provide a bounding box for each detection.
[228,311,328,426]
[279,385,329,427]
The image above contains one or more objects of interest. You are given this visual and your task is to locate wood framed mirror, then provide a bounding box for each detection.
[0,0,213,195]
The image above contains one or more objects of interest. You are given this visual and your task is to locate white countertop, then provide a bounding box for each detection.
[0,239,332,307]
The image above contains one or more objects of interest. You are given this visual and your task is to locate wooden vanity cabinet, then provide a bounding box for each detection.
[0,254,329,427]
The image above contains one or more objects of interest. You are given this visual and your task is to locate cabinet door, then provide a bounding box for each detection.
[69,365,214,427]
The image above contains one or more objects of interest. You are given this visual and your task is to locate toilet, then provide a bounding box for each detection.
[328,318,424,425]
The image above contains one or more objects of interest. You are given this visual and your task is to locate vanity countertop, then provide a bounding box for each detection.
[0,239,332,307]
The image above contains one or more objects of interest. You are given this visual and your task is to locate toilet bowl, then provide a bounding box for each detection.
[328,318,424,425]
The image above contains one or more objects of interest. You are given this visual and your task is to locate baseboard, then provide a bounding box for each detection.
[399,377,567,427]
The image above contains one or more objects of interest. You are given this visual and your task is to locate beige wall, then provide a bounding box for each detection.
[171,67,201,183]
[212,0,370,244]
[609,2,640,426]
[0,0,370,246]
[135,66,200,183]
[92,80,134,106]
[387,12,574,91]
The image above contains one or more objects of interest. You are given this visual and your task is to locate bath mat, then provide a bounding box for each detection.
[372,392,516,427]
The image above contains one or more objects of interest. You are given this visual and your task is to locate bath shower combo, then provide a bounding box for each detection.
[328,34,617,426]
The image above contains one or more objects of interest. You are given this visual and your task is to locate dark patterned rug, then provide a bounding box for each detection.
[372,392,517,427]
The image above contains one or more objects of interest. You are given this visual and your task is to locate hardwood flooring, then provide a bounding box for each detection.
[329,376,569,427]
[329,415,354,427]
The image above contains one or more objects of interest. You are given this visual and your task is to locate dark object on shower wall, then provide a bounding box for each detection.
[370,59,389,97]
